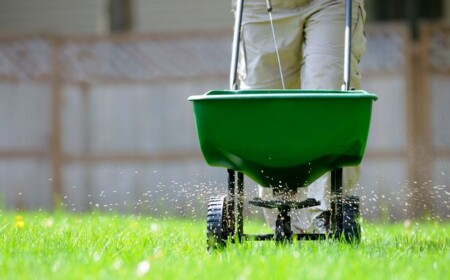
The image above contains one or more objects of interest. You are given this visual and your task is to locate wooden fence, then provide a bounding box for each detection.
[0,24,449,220]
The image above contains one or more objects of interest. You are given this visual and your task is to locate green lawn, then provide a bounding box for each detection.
[0,211,448,279]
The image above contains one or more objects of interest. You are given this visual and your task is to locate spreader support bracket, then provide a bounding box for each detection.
[249,197,320,209]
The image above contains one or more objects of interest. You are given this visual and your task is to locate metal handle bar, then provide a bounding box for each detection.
[230,0,245,90]
[343,0,352,91]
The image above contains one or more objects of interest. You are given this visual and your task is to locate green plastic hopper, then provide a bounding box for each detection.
[189,89,377,192]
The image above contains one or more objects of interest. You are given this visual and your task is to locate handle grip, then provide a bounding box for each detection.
[265,0,272,12]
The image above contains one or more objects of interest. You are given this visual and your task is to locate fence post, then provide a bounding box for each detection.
[407,25,434,219]
[50,36,63,207]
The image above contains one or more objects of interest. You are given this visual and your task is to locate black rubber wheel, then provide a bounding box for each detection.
[342,195,361,243]
[206,196,235,250]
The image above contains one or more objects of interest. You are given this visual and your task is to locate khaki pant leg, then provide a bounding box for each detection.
[302,0,367,222]
[238,13,304,89]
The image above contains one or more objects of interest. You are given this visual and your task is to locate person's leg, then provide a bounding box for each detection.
[301,0,366,90]
[300,0,367,229]
[237,13,304,89]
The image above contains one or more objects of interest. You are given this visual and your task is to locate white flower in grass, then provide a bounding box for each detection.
[43,218,54,228]
[136,260,150,277]
[150,223,159,232]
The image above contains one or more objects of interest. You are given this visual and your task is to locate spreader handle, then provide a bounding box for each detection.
[230,0,245,90]
[343,0,352,91]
